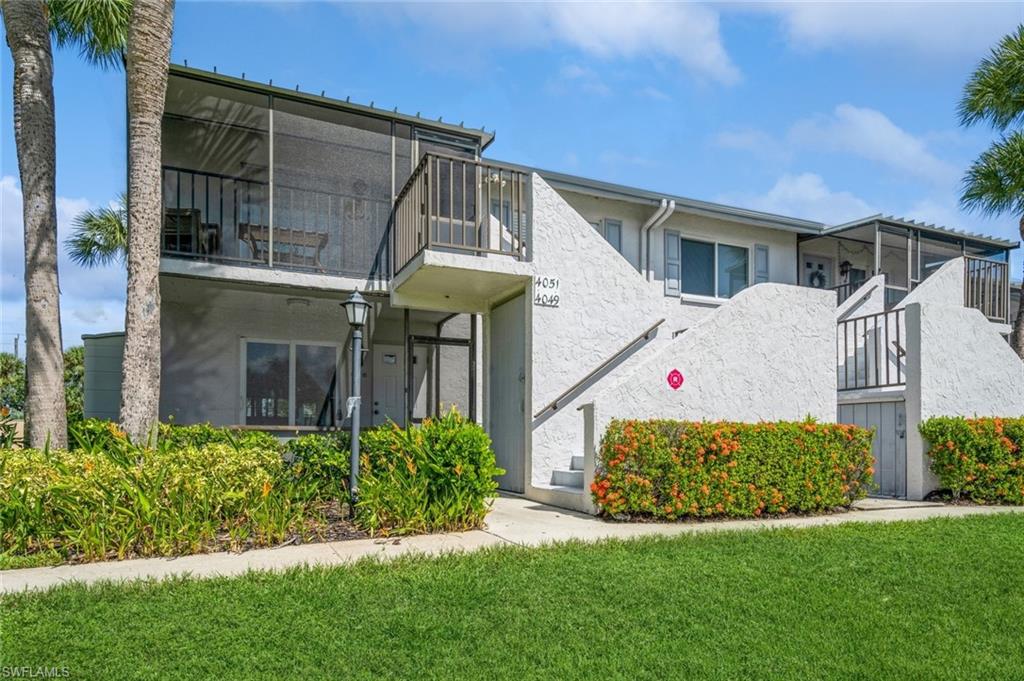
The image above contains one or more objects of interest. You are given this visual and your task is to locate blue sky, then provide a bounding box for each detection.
[2,1,1023,351]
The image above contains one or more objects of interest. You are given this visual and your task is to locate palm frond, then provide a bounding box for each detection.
[66,193,127,268]
[958,24,1024,131]
[960,131,1024,218]
[48,0,132,70]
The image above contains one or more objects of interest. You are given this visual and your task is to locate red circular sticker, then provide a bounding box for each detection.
[666,368,684,390]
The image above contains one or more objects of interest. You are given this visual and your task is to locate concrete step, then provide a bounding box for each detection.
[570,455,585,471]
[551,468,583,488]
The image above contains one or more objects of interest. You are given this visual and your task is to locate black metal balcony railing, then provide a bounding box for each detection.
[161,166,391,279]
[837,309,906,391]
[964,255,1010,323]
[831,279,866,306]
[391,153,530,276]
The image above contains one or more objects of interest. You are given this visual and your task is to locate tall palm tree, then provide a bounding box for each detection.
[959,25,1024,357]
[66,193,127,267]
[49,0,130,68]
[3,0,66,447]
[2,0,130,447]
[120,0,174,443]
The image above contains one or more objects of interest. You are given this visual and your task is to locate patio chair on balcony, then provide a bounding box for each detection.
[163,208,200,254]
[163,208,222,256]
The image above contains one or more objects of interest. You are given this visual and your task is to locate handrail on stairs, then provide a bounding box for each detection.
[533,318,665,419]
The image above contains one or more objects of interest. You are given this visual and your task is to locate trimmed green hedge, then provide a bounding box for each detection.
[920,416,1024,503]
[592,419,874,519]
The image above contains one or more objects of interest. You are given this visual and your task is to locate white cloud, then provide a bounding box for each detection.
[1,176,125,352]
[545,2,739,84]
[373,2,740,84]
[902,198,966,231]
[719,172,874,224]
[788,104,957,186]
[548,63,611,96]
[759,2,1022,59]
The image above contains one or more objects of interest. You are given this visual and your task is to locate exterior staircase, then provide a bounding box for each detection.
[550,455,585,490]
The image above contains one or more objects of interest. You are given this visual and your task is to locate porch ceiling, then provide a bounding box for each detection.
[390,249,534,314]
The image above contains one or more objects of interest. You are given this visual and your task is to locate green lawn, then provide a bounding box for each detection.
[4,513,1024,679]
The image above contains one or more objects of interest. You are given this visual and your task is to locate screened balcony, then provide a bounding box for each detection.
[798,216,1015,322]
[159,67,487,284]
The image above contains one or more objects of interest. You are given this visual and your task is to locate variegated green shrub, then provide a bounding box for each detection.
[1,424,324,562]
[356,409,503,536]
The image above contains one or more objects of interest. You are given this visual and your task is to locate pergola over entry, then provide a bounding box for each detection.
[797,215,1017,319]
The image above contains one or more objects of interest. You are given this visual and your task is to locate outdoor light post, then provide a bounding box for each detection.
[342,290,371,515]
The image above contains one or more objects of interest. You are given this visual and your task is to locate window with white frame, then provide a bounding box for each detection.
[243,340,339,427]
[674,237,750,298]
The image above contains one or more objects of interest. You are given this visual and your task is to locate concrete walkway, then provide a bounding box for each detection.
[3,496,1021,594]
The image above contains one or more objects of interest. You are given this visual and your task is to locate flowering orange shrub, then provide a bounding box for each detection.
[920,416,1024,503]
[591,419,874,519]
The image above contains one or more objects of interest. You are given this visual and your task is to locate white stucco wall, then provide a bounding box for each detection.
[551,190,650,273]
[914,302,1024,419]
[836,274,886,320]
[589,283,836,434]
[898,257,964,309]
[904,300,1024,499]
[529,177,695,487]
[527,176,834,488]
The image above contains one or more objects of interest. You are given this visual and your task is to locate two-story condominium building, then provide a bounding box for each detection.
[84,65,1024,512]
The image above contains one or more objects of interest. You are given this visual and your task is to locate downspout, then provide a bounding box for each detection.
[637,200,667,276]
[642,199,675,281]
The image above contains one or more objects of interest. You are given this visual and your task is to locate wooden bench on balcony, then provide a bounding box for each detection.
[239,223,330,270]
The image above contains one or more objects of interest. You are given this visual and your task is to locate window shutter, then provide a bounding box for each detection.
[664,230,681,296]
[754,244,770,284]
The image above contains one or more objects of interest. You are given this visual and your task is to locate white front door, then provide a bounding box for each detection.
[803,255,833,289]
[372,345,404,427]
[488,294,526,493]
[371,343,429,427]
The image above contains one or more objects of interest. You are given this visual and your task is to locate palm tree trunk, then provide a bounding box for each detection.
[3,0,68,448]
[120,0,173,444]
[1013,216,1024,358]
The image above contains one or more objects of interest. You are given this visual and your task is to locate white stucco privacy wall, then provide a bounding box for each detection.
[899,257,964,309]
[904,300,1024,499]
[588,283,836,436]
[527,176,713,488]
[836,274,886,321]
